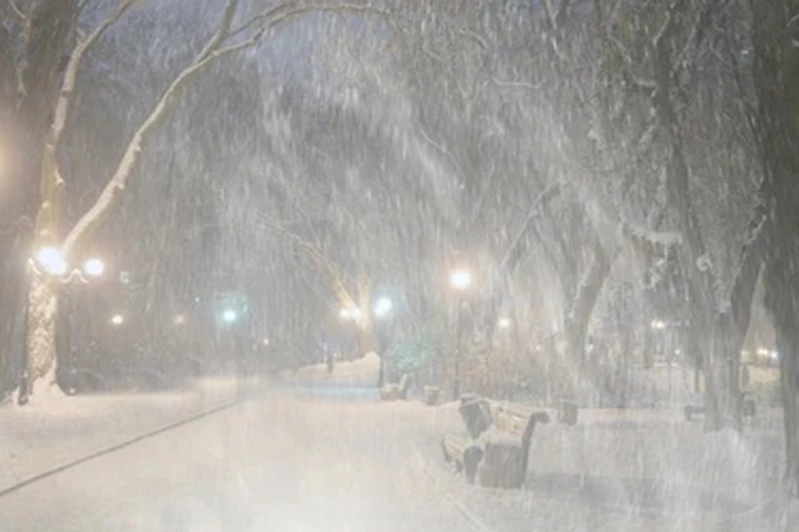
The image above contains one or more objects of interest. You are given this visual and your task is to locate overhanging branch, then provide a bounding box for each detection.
[51,0,139,160]
[62,0,391,256]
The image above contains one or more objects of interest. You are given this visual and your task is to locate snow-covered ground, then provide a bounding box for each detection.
[416,401,786,531]
[0,377,262,494]
[0,384,788,531]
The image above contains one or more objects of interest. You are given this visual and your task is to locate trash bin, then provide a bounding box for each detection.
[423,386,441,406]
[742,393,756,418]
[558,400,578,426]
[459,394,493,438]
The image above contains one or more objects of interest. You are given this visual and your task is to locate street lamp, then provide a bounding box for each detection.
[173,314,186,325]
[82,258,105,278]
[373,297,393,318]
[449,267,472,400]
[339,306,362,322]
[35,246,68,276]
[340,306,362,321]
[449,268,473,291]
[373,296,394,387]
[33,248,105,283]
[222,309,238,324]
[498,317,511,330]
[110,314,124,326]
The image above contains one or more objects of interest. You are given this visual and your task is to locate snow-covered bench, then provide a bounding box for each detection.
[442,395,550,488]
[442,433,484,483]
[684,392,756,421]
[61,368,107,395]
[380,373,411,401]
[480,406,550,488]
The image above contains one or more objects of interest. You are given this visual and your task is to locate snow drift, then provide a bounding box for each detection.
[282,352,380,387]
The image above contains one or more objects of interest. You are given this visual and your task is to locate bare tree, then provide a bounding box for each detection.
[10,0,390,404]
[579,0,765,428]
[748,0,799,516]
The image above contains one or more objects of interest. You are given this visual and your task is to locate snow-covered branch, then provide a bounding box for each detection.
[62,0,391,256]
[50,0,139,160]
[652,0,685,52]
[228,0,295,39]
[7,0,26,23]
[498,181,564,274]
[263,3,391,34]
[196,0,240,63]
[254,213,356,309]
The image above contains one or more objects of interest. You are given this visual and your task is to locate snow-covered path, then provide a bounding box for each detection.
[0,390,782,531]
[0,391,478,532]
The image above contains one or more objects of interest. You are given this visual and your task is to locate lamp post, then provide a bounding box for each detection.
[449,268,472,400]
[651,318,672,399]
[373,296,393,387]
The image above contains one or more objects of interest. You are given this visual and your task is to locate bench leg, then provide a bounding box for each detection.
[463,447,483,484]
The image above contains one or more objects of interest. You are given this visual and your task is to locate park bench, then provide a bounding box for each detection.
[380,373,411,401]
[442,394,493,482]
[133,368,169,391]
[442,433,485,483]
[61,368,107,395]
[442,395,550,488]
[684,392,756,421]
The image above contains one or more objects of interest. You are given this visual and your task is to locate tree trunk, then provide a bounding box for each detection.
[19,273,62,404]
[0,1,79,400]
[702,321,742,431]
[777,328,799,496]
[561,242,616,401]
[561,320,585,400]
[748,0,799,520]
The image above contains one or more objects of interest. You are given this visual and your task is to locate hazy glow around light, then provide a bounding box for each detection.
[110,314,124,326]
[83,258,105,277]
[222,309,237,323]
[449,268,472,290]
[173,314,186,325]
[498,318,511,329]
[36,247,68,276]
[340,307,361,321]
[374,297,392,318]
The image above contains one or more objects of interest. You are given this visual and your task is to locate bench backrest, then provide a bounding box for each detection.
[398,373,410,393]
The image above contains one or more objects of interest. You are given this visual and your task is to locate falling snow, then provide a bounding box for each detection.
[1,0,798,531]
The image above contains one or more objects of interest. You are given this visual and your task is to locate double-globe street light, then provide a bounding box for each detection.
[41,253,123,330]
[21,247,106,403]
